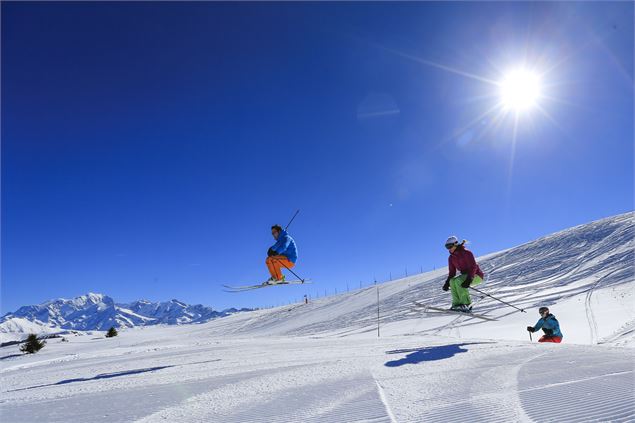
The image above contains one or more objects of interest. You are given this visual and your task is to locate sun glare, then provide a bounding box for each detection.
[499,69,542,111]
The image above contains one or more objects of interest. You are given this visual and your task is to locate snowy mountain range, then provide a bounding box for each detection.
[0,293,252,342]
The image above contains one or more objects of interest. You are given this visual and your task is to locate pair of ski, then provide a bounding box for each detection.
[223,279,312,293]
[411,301,497,321]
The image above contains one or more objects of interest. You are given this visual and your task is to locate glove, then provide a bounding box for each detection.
[442,277,450,292]
[267,248,276,257]
[526,326,535,333]
[461,277,473,288]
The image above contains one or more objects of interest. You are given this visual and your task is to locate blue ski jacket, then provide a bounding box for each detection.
[532,314,563,338]
[271,230,298,263]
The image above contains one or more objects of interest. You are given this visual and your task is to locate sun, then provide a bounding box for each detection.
[499,69,542,111]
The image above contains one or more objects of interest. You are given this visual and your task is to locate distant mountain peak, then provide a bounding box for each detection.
[1,293,253,341]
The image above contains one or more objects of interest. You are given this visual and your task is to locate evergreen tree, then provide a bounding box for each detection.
[106,327,118,338]
[20,334,46,354]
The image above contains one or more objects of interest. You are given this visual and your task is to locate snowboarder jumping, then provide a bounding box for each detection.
[527,307,563,343]
[265,224,298,285]
[442,236,484,312]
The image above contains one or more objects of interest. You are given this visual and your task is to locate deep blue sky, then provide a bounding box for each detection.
[2,2,633,312]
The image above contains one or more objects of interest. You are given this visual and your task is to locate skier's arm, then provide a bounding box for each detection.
[532,318,545,332]
[272,234,291,254]
[448,256,457,278]
[465,250,478,278]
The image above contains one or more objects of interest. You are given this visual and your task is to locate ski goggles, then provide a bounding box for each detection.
[445,243,457,250]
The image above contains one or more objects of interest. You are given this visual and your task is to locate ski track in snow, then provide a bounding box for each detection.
[585,275,602,345]
[1,212,634,422]
[518,349,635,422]
[135,370,392,423]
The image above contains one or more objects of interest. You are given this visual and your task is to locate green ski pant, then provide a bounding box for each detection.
[450,274,483,306]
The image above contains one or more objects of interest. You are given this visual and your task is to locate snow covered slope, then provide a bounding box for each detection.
[1,213,633,422]
[192,212,635,346]
[1,321,633,422]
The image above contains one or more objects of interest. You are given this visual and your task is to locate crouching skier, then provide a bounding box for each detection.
[442,236,484,313]
[264,224,298,285]
[527,307,563,343]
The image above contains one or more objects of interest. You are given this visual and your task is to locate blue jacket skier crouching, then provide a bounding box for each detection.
[527,307,563,343]
[265,225,298,284]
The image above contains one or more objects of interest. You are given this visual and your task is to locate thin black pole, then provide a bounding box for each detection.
[285,209,300,231]
[529,331,533,342]
[376,284,380,337]
[469,286,526,312]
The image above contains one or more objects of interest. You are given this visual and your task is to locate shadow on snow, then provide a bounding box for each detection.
[384,342,492,367]
[6,359,221,392]
[0,354,23,361]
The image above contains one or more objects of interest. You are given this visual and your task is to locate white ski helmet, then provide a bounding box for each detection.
[445,236,459,248]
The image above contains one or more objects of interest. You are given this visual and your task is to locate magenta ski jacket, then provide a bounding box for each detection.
[448,246,484,279]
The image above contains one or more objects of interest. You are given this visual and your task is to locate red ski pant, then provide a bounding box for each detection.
[538,336,562,343]
[266,255,295,280]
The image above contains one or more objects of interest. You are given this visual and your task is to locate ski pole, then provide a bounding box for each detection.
[529,331,533,342]
[469,286,526,313]
[273,257,307,283]
[285,209,300,231]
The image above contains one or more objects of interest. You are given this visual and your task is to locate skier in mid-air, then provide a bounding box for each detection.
[442,236,484,312]
[527,307,563,343]
[265,224,298,285]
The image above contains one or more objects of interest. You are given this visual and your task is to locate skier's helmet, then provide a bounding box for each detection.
[445,236,459,249]
[539,307,549,315]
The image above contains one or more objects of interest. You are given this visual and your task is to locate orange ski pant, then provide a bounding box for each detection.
[266,255,295,280]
